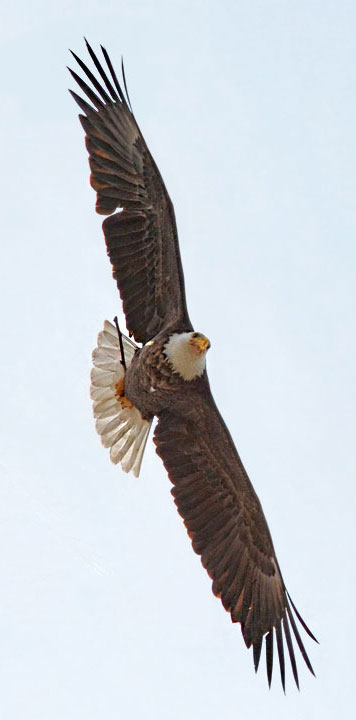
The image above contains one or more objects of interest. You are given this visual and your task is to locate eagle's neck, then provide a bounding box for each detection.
[164,332,206,381]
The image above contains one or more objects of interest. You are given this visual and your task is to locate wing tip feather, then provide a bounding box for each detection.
[250,593,316,690]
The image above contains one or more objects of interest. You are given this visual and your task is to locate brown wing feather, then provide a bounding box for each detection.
[154,383,316,690]
[69,40,192,343]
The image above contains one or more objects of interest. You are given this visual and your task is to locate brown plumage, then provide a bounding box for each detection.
[69,40,317,691]
[69,42,191,344]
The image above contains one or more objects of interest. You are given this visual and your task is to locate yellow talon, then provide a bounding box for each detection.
[115,378,125,400]
[119,396,133,409]
[115,379,133,408]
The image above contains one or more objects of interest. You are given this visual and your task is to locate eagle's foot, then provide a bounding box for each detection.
[119,395,133,409]
[114,378,133,408]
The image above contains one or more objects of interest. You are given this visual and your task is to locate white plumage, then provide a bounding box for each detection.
[164,332,208,381]
[90,321,152,477]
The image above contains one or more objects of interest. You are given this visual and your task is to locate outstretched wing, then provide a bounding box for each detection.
[154,384,316,690]
[69,40,192,344]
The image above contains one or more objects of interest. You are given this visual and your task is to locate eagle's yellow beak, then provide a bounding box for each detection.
[189,333,211,355]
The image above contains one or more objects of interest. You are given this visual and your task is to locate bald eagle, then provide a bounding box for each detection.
[69,40,317,691]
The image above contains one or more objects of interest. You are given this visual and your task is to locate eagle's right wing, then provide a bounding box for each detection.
[154,383,317,690]
[69,40,193,344]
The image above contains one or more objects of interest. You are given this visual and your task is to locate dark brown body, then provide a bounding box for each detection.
[125,335,210,419]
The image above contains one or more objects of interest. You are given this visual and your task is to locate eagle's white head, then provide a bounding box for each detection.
[164,331,211,381]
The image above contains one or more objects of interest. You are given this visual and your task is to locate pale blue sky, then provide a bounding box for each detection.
[1,1,355,718]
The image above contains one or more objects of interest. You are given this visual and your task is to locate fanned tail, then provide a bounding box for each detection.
[90,320,152,477]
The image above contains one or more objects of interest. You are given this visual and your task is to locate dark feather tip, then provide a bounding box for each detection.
[253,637,263,673]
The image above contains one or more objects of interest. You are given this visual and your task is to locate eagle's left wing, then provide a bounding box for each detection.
[154,383,316,690]
[69,41,192,344]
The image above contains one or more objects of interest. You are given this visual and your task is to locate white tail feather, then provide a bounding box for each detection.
[91,321,151,477]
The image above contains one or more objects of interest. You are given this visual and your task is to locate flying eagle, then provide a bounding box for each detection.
[69,40,317,691]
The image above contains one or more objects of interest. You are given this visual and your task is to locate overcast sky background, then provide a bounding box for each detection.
[1,1,355,718]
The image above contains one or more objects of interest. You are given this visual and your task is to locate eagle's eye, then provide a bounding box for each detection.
[192,332,199,338]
